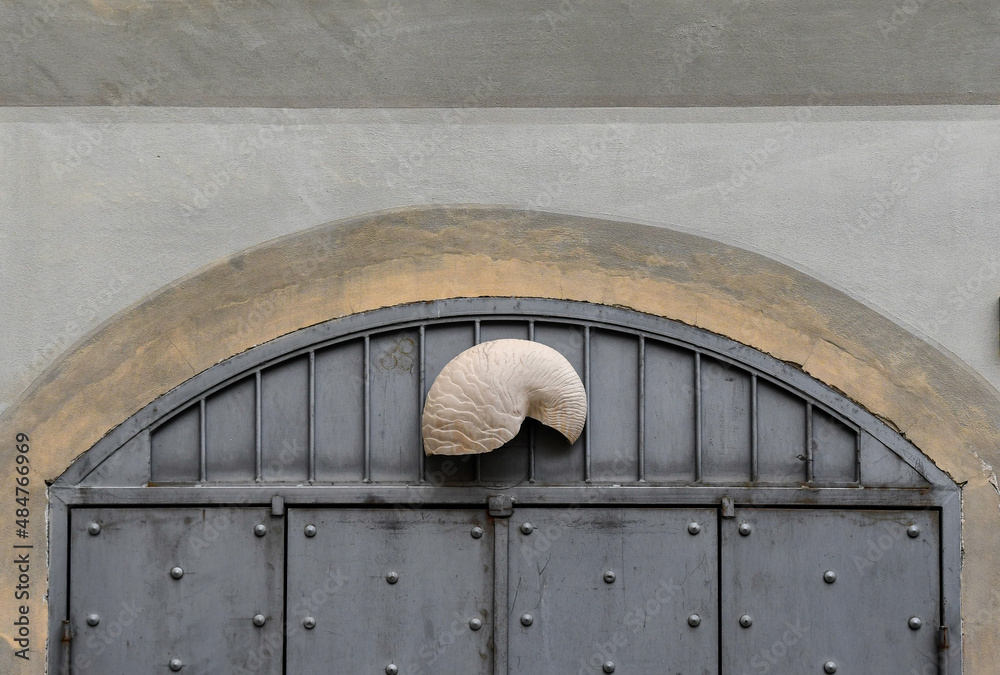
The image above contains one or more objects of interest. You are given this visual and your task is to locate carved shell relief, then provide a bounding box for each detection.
[421,339,588,456]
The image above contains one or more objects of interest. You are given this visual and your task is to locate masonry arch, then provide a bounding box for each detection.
[1,207,995,671]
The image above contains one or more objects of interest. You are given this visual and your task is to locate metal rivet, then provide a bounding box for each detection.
[908,616,922,630]
[823,570,837,584]
[169,659,183,672]
[738,523,752,536]
[386,665,398,675]
[603,661,616,673]
[469,618,482,631]
[603,570,616,584]
[907,525,920,538]
[386,571,399,584]
[86,614,100,627]
[304,525,317,538]
[254,524,267,537]
[87,522,101,536]
[303,617,316,629]
[739,614,753,628]
[520,613,534,626]
[824,661,838,673]
[687,522,701,535]
[520,522,534,535]
[688,614,701,627]
[253,614,266,627]
[471,526,484,539]
[170,567,184,580]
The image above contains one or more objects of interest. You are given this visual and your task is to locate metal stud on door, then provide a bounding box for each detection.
[508,508,718,674]
[286,508,494,674]
[721,509,941,674]
[69,507,284,674]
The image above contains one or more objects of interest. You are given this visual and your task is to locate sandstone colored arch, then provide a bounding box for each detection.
[0,205,997,671]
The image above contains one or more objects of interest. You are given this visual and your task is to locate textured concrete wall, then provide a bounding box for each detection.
[2,0,999,106]
[2,207,999,671]
[3,106,999,422]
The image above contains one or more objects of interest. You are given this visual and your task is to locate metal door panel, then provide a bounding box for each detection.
[287,508,494,674]
[69,507,284,674]
[509,508,718,674]
[721,508,940,675]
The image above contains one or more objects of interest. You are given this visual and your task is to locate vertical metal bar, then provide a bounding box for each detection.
[474,320,482,482]
[418,325,426,483]
[638,335,646,482]
[493,519,509,675]
[750,373,759,482]
[199,398,207,482]
[255,370,262,482]
[46,495,69,675]
[584,325,591,482]
[853,429,862,484]
[308,350,316,483]
[528,320,536,483]
[805,402,814,483]
[694,352,702,482]
[363,335,371,483]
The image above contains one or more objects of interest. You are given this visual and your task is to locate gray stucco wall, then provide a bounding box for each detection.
[2,105,999,417]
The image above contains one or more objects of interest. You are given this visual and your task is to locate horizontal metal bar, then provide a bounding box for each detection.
[53,484,952,508]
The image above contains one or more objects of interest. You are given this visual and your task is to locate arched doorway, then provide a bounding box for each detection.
[49,298,960,673]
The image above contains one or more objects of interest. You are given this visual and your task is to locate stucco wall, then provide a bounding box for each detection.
[3,106,1000,422]
[2,106,1000,672]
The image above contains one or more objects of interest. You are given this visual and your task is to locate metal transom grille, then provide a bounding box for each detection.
[50,298,961,674]
[73,299,930,489]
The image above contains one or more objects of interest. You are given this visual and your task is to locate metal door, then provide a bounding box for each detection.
[286,508,494,674]
[69,507,284,674]
[508,508,719,674]
[721,508,941,675]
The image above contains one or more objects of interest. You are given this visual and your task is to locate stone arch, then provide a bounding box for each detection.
[0,205,996,671]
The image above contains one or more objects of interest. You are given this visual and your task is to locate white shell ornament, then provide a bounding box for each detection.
[422,339,588,456]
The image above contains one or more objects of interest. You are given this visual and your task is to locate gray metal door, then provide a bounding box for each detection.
[508,508,719,674]
[721,508,941,675]
[286,508,495,674]
[69,507,284,674]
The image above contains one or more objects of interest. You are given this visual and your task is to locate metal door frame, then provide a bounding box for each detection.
[47,298,963,673]
[49,486,960,674]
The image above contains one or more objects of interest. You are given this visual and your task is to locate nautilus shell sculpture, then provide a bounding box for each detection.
[422,339,588,456]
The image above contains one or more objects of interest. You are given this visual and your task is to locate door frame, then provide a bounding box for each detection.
[49,484,960,673]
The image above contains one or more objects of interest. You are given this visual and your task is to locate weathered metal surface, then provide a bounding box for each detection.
[131,300,930,490]
[721,508,941,674]
[286,508,494,673]
[69,507,284,674]
[51,299,961,674]
[508,508,718,674]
